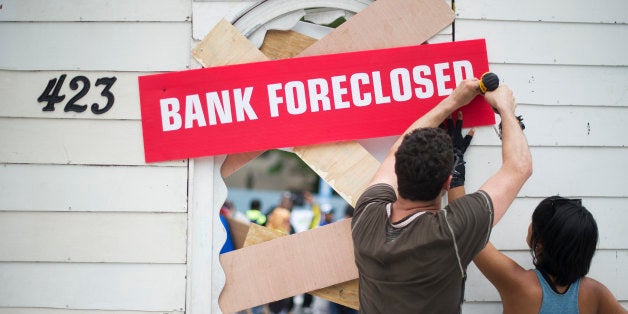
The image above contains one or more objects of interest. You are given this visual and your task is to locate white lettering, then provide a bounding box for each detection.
[160,98,182,131]
[372,71,391,104]
[285,81,307,115]
[206,91,232,126]
[234,87,257,121]
[331,75,349,109]
[434,62,452,96]
[350,73,371,107]
[185,94,206,129]
[267,83,283,117]
[412,65,434,99]
[307,78,331,112]
[390,68,412,102]
[453,60,474,86]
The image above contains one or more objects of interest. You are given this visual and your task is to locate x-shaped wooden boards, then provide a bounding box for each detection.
[191,0,455,312]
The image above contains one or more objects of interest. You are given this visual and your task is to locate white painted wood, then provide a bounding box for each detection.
[0,309,183,314]
[455,0,628,24]
[0,70,148,120]
[490,197,628,250]
[489,64,628,108]
[465,250,628,301]
[192,1,257,40]
[0,262,186,311]
[456,20,628,66]
[0,22,191,71]
[467,105,628,147]
[0,212,186,263]
[186,156,227,314]
[0,0,192,22]
[0,118,185,166]
[0,164,187,212]
[464,146,628,197]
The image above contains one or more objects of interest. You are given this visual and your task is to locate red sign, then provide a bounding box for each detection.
[139,39,495,162]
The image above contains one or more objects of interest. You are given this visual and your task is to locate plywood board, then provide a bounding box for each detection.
[297,0,454,57]
[0,164,187,212]
[0,22,191,71]
[219,219,358,312]
[456,20,628,66]
[0,0,192,22]
[0,262,186,310]
[259,30,317,60]
[242,223,360,309]
[0,212,186,263]
[0,118,184,166]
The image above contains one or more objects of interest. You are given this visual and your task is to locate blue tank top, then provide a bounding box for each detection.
[534,269,581,314]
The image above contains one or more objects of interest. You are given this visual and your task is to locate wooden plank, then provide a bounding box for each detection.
[456,0,628,24]
[242,223,360,309]
[0,22,191,71]
[225,216,251,250]
[0,70,147,120]
[259,30,317,60]
[219,219,358,312]
[489,64,628,108]
[298,0,454,57]
[0,262,186,311]
[456,20,628,66]
[0,212,187,263]
[488,197,628,250]
[465,250,628,301]
[0,118,185,166]
[242,223,287,247]
[0,0,192,22]
[293,142,379,207]
[0,164,187,212]
[464,147,628,198]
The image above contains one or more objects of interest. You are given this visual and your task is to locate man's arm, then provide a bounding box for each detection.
[368,78,481,189]
[479,85,532,225]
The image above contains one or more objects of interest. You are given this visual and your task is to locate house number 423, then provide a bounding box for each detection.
[38,74,117,114]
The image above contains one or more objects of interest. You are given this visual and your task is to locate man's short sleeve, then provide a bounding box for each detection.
[446,190,494,264]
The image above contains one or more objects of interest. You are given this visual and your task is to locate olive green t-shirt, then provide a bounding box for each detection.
[351,184,493,313]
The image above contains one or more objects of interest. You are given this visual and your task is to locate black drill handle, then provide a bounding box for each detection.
[479,72,526,133]
[479,72,499,94]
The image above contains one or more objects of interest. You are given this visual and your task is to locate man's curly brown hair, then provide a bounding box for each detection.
[394,127,453,201]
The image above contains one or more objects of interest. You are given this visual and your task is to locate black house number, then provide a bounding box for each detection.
[38,74,117,114]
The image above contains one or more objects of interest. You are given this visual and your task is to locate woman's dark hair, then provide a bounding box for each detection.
[530,196,598,286]
[395,128,453,201]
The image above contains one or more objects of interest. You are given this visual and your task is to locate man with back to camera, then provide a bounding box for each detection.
[351,78,532,313]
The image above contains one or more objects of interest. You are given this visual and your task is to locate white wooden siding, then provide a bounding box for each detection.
[0,263,186,311]
[0,0,192,22]
[0,212,187,263]
[0,164,187,212]
[0,22,191,71]
[0,1,193,313]
[456,0,628,311]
